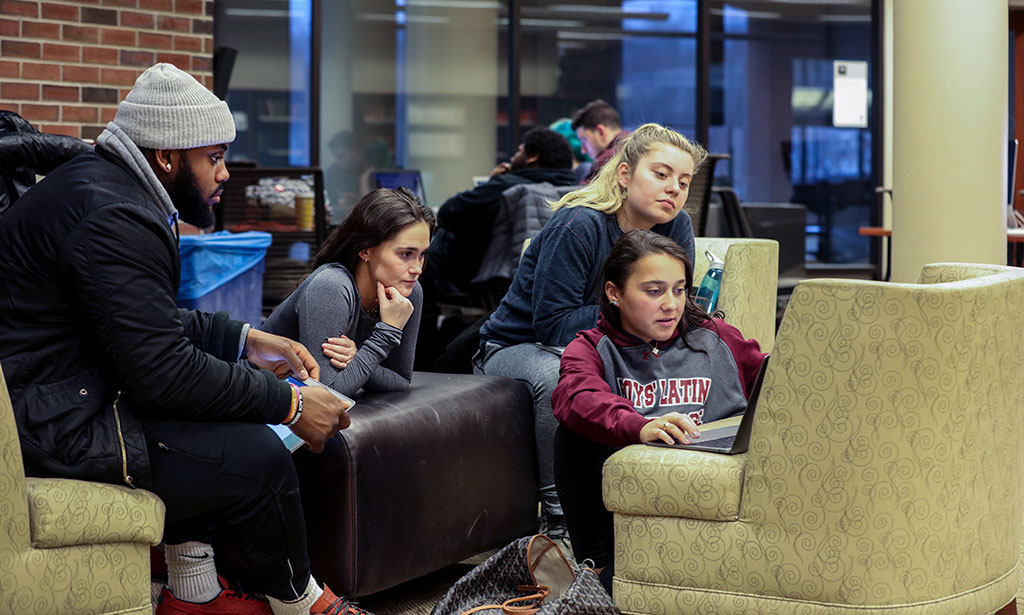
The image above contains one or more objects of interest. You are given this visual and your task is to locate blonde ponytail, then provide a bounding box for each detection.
[550,123,708,214]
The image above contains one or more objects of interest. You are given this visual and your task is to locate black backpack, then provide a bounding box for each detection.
[0,110,92,217]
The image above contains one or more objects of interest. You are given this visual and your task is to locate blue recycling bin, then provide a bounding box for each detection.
[176,231,273,327]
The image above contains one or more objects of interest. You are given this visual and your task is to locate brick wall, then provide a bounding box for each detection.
[0,0,214,141]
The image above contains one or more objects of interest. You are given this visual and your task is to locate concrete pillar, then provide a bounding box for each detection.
[891,0,1007,282]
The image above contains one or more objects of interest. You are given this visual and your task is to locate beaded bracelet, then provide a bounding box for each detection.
[286,384,304,427]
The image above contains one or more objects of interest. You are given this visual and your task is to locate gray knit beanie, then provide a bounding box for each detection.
[113,63,235,150]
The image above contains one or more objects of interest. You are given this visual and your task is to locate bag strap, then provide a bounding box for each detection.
[459,585,551,615]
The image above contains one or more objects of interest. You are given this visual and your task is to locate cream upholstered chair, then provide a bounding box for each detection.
[0,364,165,615]
[603,263,1024,615]
[692,237,778,353]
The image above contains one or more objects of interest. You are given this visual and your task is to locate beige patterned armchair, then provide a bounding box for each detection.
[692,238,778,353]
[0,364,165,615]
[604,263,1024,615]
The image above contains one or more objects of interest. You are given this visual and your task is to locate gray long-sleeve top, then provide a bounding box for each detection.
[262,263,421,396]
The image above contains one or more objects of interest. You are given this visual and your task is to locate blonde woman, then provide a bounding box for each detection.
[474,123,708,539]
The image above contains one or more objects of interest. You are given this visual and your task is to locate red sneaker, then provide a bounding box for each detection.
[309,585,374,615]
[155,575,270,615]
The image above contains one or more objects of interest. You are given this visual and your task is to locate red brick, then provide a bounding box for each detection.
[100,27,134,46]
[22,20,59,38]
[156,15,188,32]
[174,0,200,14]
[190,55,211,73]
[155,52,188,68]
[0,59,18,78]
[139,32,172,50]
[42,42,80,62]
[101,67,141,86]
[191,17,210,35]
[201,74,212,90]
[139,0,171,10]
[173,34,201,52]
[0,17,19,35]
[20,103,58,122]
[2,40,39,59]
[119,49,153,67]
[119,11,152,29]
[22,61,59,80]
[41,124,79,138]
[99,0,137,6]
[40,2,77,20]
[2,82,39,100]
[82,45,118,65]
[0,1,39,18]
[61,105,97,122]
[62,65,100,83]
[80,124,104,141]
[62,25,100,43]
[100,106,117,122]
[42,84,78,101]
[203,36,212,53]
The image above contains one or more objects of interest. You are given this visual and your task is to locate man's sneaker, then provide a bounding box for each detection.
[155,575,270,615]
[310,585,375,615]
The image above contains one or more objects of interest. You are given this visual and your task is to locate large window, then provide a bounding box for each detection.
[216,0,878,264]
[318,1,505,223]
[517,1,698,155]
[710,0,874,263]
[215,0,313,168]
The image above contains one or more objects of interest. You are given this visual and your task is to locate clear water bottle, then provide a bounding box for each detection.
[693,250,724,313]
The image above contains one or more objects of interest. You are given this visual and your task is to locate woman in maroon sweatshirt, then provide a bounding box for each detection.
[551,230,766,590]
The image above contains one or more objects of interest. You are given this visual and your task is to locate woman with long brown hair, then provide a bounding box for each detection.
[263,187,435,396]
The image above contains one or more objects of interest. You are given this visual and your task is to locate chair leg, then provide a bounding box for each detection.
[995,598,1016,615]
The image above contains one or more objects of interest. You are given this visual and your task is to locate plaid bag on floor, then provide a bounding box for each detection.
[431,535,619,615]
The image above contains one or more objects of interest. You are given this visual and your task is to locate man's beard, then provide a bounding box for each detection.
[169,161,217,229]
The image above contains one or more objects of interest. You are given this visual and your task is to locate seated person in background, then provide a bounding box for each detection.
[475,123,707,540]
[551,230,766,592]
[419,126,576,300]
[571,99,631,184]
[0,63,361,615]
[263,187,434,397]
[549,117,593,184]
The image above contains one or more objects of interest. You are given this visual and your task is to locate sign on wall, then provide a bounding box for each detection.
[833,60,868,128]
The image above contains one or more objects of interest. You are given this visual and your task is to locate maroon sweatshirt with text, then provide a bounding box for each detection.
[552,314,766,447]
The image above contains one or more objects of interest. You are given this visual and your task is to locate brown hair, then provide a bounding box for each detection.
[313,187,435,273]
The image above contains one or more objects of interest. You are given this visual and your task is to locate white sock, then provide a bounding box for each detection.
[164,541,221,603]
[268,575,324,615]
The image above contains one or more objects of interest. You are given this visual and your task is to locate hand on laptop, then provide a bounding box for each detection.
[640,412,700,445]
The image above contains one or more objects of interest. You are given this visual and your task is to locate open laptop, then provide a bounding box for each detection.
[373,169,427,204]
[646,355,769,454]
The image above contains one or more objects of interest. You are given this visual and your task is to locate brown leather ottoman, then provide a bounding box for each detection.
[292,371,538,597]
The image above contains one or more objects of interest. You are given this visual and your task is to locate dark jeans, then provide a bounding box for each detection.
[143,419,310,601]
[552,425,619,569]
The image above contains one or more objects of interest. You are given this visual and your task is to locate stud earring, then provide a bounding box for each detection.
[166,164,171,171]
[611,300,619,306]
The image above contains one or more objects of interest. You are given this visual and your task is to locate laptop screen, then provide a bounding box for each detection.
[373,169,426,205]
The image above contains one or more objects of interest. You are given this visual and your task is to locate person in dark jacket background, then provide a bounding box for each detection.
[419,126,577,300]
[0,64,368,615]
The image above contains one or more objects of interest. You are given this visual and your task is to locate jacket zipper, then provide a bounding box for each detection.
[112,390,135,488]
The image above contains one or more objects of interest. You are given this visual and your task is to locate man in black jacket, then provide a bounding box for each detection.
[0,64,368,615]
[419,126,576,300]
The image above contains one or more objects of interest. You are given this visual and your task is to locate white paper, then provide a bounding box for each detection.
[833,60,868,128]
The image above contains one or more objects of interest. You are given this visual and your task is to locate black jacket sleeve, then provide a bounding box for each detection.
[177,308,247,362]
[61,203,290,424]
